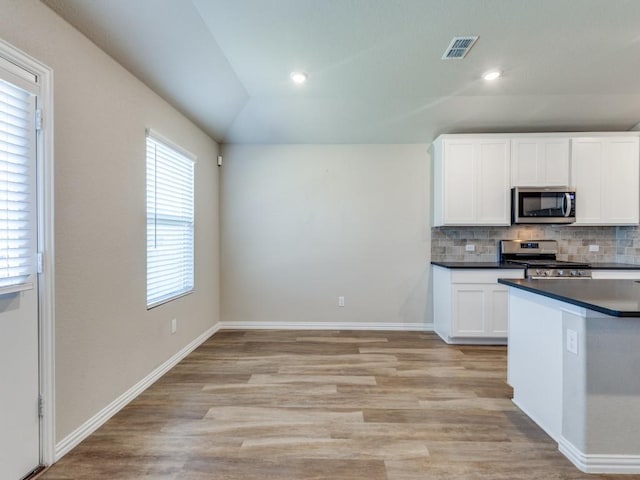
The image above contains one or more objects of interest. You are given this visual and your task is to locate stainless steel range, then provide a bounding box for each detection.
[499,240,591,278]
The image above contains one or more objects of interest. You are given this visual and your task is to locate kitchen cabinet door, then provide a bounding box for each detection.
[511,138,570,187]
[440,140,476,224]
[602,139,639,224]
[452,285,487,336]
[571,138,602,224]
[433,136,510,226]
[489,288,509,336]
[571,137,639,225]
[451,284,511,337]
[477,141,512,224]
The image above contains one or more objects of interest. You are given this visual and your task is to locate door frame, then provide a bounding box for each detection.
[0,39,56,468]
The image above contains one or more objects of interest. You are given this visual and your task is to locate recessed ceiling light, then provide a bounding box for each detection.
[482,70,502,81]
[290,71,308,84]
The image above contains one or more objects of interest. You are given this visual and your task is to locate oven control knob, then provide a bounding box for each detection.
[544,270,551,276]
[557,270,564,276]
[570,270,577,276]
[577,271,584,276]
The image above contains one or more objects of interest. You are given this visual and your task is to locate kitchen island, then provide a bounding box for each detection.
[498,278,640,474]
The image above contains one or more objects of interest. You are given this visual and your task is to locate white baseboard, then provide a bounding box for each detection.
[435,333,508,345]
[511,398,560,443]
[559,437,640,474]
[219,321,434,331]
[54,322,222,461]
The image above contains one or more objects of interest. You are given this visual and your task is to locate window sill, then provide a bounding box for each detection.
[0,282,34,296]
[146,289,194,310]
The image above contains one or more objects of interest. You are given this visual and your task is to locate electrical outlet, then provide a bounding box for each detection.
[338,296,345,307]
[171,318,177,334]
[465,244,475,252]
[566,329,578,355]
[589,244,600,252]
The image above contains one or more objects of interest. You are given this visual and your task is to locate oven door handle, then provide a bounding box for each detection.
[562,193,572,217]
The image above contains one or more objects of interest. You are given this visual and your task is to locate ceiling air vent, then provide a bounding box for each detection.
[442,36,478,60]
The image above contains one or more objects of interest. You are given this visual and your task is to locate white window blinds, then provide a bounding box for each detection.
[0,78,35,293]
[146,130,195,308]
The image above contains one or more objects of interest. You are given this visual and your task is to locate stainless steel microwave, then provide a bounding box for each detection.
[512,187,576,224]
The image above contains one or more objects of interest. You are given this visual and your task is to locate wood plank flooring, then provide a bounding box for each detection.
[39,330,638,479]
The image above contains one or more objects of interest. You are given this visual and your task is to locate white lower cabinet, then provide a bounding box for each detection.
[433,266,524,344]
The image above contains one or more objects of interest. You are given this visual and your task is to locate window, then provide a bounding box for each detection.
[0,70,36,294]
[146,129,195,308]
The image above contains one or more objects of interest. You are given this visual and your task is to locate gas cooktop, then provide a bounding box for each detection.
[505,258,590,268]
[499,240,592,278]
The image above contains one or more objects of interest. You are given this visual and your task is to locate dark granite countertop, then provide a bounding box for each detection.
[432,261,640,270]
[497,278,640,317]
[431,261,525,269]
[590,263,640,270]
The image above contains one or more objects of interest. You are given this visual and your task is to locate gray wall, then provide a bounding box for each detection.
[220,144,431,328]
[1,0,221,442]
[563,311,640,455]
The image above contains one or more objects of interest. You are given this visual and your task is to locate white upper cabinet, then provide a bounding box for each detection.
[433,133,640,227]
[571,136,639,225]
[433,136,510,226]
[511,138,570,187]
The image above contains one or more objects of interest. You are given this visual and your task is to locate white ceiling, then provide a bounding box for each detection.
[42,0,640,144]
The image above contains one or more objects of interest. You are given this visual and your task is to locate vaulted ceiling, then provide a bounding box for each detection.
[42,0,640,144]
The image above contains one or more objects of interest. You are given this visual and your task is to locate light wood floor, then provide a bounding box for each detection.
[40,330,638,479]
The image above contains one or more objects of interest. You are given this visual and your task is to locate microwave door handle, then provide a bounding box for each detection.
[563,193,572,217]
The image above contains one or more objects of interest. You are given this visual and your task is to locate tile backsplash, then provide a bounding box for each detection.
[431,225,639,263]
[616,226,640,264]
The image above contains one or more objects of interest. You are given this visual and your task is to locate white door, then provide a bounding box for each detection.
[0,61,41,479]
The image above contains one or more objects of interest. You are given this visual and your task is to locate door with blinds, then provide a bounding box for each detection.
[0,58,41,479]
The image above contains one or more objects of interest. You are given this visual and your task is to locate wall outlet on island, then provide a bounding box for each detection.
[338,296,345,307]
[589,244,600,252]
[465,244,475,252]
[171,318,177,334]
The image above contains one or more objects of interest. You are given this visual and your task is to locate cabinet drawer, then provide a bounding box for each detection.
[450,269,524,284]
[591,270,640,280]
